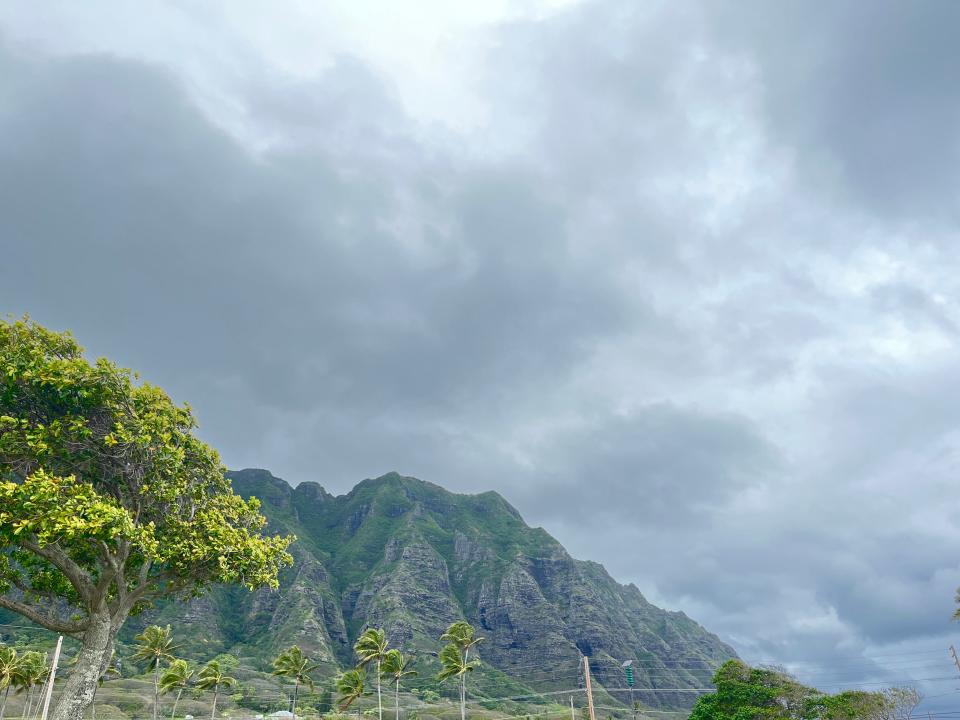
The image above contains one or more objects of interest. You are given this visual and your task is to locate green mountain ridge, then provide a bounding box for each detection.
[131,469,736,711]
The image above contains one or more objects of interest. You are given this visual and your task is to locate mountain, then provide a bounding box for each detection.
[131,470,735,711]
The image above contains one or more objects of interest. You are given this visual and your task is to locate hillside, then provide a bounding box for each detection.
[127,470,735,712]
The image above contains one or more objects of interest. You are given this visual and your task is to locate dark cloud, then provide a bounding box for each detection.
[513,404,777,526]
[704,0,960,220]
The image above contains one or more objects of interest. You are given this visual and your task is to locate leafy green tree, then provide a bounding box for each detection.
[354,629,389,720]
[196,660,237,720]
[0,645,19,720]
[689,660,909,720]
[337,669,367,713]
[132,625,179,720]
[380,650,416,720]
[437,622,482,720]
[0,318,294,720]
[159,659,194,720]
[272,646,320,720]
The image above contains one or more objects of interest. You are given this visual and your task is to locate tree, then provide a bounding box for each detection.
[67,648,119,720]
[0,317,294,720]
[437,622,482,720]
[13,651,49,720]
[132,625,179,720]
[883,687,921,720]
[380,649,416,720]
[689,660,911,720]
[0,646,19,720]
[337,669,367,714]
[196,660,236,720]
[354,629,389,720]
[272,646,319,720]
[159,659,194,720]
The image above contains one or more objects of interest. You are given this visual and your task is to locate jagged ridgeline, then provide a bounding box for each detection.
[129,470,735,709]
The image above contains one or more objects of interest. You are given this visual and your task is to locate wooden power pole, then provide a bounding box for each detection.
[583,657,596,720]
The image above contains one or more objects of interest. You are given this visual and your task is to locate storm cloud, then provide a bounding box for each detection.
[3,0,960,709]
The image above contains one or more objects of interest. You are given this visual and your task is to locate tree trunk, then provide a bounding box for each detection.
[210,689,218,720]
[460,648,468,720]
[90,684,98,720]
[0,684,9,720]
[49,611,117,720]
[292,679,299,720]
[376,662,382,720]
[153,664,160,720]
[394,681,399,720]
[170,689,183,720]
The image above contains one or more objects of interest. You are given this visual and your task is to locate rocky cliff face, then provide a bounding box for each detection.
[133,469,735,709]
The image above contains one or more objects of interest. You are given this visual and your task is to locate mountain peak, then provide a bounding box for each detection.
[139,469,736,713]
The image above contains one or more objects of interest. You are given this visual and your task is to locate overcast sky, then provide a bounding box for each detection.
[4,0,960,709]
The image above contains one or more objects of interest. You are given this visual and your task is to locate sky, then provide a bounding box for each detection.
[3,0,960,709]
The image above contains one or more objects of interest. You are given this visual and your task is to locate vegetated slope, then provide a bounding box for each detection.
[132,470,735,710]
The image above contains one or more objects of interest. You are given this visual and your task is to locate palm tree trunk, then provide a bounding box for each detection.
[376,661,382,720]
[394,680,399,720]
[210,689,219,720]
[153,665,160,720]
[292,679,299,720]
[461,648,469,720]
[171,689,183,720]
[0,684,9,720]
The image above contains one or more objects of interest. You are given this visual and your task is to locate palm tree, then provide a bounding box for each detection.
[196,660,237,720]
[437,622,483,720]
[380,650,416,720]
[354,629,389,720]
[159,659,195,720]
[0,646,19,720]
[14,651,49,720]
[336,668,367,714]
[132,625,180,720]
[272,646,319,720]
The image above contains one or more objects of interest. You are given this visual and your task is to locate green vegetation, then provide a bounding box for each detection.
[0,645,17,720]
[273,646,320,720]
[159,659,194,720]
[196,660,237,720]
[0,317,293,720]
[13,650,49,720]
[132,626,179,720]
[336,669,367,711]
[381,650,416,720]
[437,623,482,720]
[354,630,390,720]
[689,660,919,720]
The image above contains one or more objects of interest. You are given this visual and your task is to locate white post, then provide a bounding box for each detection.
[40,636,63,720]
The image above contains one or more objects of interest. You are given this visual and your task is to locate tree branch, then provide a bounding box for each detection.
[0,594,89,635]
[20,536,96,605]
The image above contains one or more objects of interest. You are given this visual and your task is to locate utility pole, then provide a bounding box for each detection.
[583,657,596,720]
[40,635,63,720]
[951,646,960,675]
[622,660,636,720]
